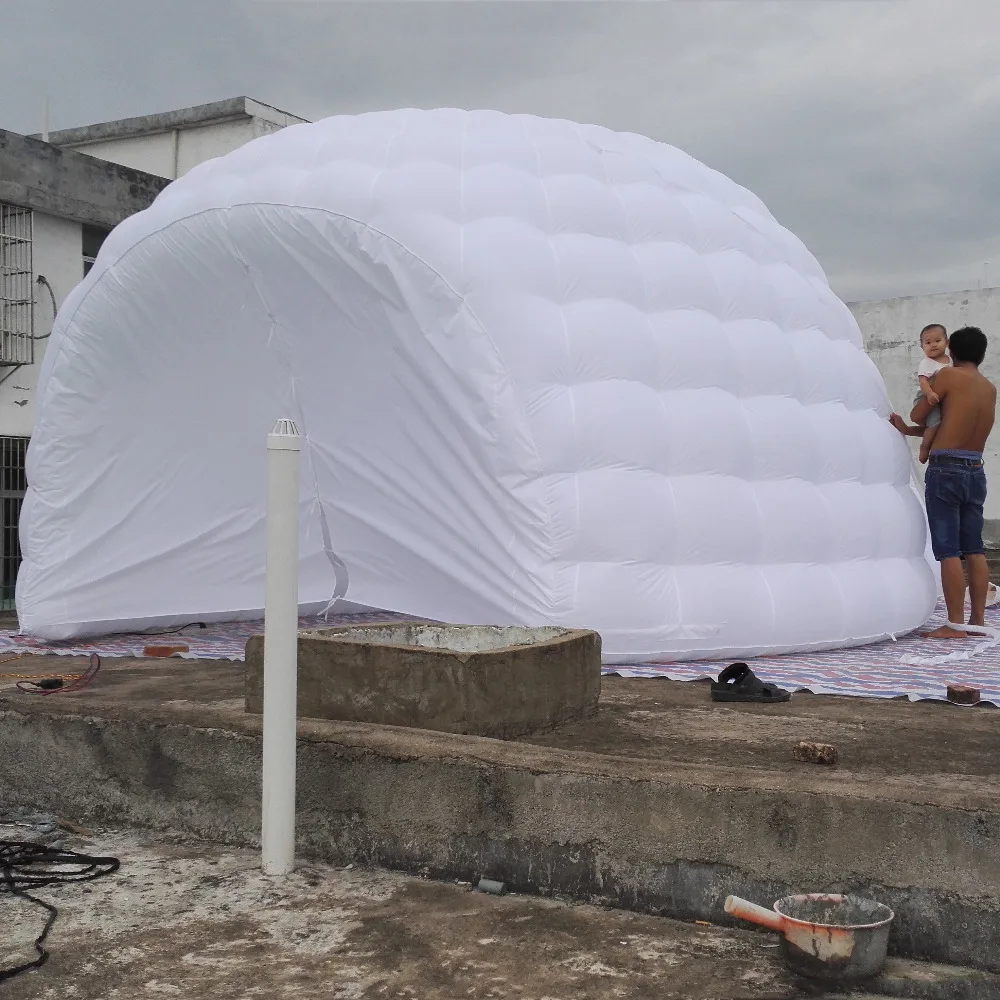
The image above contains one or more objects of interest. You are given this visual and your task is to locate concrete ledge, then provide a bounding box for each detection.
[35,97,307,147]
[3,662,999,975]
[871,959,1000,1000]
[0,129,170,227]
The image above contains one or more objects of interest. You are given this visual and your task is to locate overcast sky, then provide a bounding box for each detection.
[3,0,999,303]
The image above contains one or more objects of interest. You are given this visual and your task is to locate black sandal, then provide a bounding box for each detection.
[711,662,791,703]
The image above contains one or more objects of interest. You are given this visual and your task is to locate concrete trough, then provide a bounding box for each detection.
[245,622,601,739]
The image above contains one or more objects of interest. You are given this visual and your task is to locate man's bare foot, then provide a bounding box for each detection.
[923,625,973,639]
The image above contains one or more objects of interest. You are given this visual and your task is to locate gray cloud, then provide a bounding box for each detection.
[2,0,999,302]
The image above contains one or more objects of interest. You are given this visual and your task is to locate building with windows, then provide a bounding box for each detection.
[0,97,307,607]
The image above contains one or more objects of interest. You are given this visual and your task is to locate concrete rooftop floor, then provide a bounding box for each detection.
[2,822,988,1000]
[0,824,804,1000]
[3,654,1000,993]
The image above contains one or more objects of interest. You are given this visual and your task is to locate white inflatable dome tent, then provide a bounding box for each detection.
[17,109,936,659]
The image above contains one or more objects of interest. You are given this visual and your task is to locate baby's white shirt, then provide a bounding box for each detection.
[917,356,948,382]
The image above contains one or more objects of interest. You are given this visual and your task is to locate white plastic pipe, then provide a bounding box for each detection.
[261,418,301,875]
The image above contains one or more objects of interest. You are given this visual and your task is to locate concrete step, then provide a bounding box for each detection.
[3,663,1000,979]
[808,958,1000,999]
[865,957,1000,999]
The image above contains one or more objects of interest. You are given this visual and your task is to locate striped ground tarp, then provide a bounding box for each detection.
[0,611,415,662]
[2,603,997,705]
[607,602,1000,705]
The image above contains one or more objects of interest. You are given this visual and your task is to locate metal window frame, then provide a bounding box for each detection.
[0,435,28,610]
[82,222,110,278]
[0,203,35,367]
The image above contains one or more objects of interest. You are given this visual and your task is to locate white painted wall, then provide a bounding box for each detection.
[850,287,1000,523]
[0,211,83,437]
[66,117,283,179]
[177,119,278,175]
[72,130,178,178]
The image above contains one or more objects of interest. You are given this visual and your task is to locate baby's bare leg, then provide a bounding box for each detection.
[919,425,938,464]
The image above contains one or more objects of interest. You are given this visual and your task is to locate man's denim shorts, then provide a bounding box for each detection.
[924,450,988,560]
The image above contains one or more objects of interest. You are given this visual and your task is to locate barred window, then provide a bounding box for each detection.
[0,204,34,366]
[0,435,28,610]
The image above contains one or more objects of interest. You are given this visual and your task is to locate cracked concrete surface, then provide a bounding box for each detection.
[3,826,807,1000]
[4,661,1000,974]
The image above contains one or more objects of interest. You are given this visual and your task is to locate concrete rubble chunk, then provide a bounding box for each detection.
[793,740,839,765]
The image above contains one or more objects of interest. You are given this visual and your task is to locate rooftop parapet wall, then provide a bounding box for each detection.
[0,129,169,228]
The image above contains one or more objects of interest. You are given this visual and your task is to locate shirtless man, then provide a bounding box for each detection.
[890,326,996,637]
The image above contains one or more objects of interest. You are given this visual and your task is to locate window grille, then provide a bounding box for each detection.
[0,435,28,610]
[0,204,35,366]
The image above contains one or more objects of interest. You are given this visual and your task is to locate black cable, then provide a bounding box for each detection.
[137,622,208,637]
[32,276,57,341]
[15,653,101,696]
[0,840,119,981]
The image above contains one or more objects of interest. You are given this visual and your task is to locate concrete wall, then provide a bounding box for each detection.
[0,212,85,437]
[850,287,1000,523]
[0,130,170,229]
[68,118,281,179]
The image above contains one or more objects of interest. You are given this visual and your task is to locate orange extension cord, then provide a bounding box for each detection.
[0,652,101,694]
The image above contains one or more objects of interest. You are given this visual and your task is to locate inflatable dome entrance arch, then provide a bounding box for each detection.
[17,109,936,658]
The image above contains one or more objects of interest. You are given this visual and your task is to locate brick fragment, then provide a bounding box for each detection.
[143,643,190,658]
[947,684,980,706]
